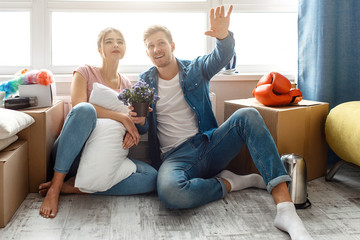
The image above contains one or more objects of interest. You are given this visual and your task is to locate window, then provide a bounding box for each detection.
[0,0,297,76]
[231,12,297,73]
[52,12,205,69]
[0,11,30,66]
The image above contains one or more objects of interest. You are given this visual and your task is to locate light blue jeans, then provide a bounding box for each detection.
[157,107,291,209]
[51,102,157,195]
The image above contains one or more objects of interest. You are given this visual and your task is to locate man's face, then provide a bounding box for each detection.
[145,31,175,68]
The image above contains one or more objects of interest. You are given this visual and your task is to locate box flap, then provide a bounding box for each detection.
[295,100,328,106]
[0,140,27,163]
[226,98,329,111]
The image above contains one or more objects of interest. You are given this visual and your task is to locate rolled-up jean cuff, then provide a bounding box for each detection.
[53,167,69,174]
[216,177,228,198]
[266,175,292,193]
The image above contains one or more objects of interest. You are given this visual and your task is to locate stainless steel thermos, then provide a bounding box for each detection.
[281,154,311,209]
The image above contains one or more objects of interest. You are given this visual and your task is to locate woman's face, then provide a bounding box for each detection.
[99,31,126,61]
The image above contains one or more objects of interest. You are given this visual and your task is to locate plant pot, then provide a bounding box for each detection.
[132,102,150,117]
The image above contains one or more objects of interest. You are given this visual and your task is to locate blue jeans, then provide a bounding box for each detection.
[51,102,157,195]
[157,107,291,209]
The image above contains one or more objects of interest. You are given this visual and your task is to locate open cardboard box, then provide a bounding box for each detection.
[224,98,329,181]
[18,83,56,109]
[0,140,28,227]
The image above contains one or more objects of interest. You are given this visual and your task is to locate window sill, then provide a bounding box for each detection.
[53,72,296,83]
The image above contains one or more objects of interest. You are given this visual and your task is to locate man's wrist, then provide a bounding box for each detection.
[216,31,229,40]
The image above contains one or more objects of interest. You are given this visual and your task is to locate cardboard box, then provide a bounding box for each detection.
[0,140,28,227]
[18,101,64,192]
[224,98,329,181]
[19,83,55,109]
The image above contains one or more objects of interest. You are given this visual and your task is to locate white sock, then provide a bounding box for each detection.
[217,170,266,192]
[274,202,313,240]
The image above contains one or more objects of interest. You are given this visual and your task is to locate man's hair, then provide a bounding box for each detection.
[97,27,126,49]
[143,25,173,44]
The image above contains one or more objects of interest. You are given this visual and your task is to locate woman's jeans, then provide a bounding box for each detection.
[157,107,291,209]
[50,102,157,195]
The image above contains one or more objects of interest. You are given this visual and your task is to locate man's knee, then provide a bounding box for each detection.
[157,175,194,209]
[229,107,264,126]
[233,107,261,120]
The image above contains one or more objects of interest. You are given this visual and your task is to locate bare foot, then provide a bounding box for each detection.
[61,177,84,194]
[38,177,83,196]
[39,186,60,218]
[38,181,52,196]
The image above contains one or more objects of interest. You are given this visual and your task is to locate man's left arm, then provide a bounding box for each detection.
[202,5,235,79]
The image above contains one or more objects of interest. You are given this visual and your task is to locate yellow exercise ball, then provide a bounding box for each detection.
[325,101,360,166]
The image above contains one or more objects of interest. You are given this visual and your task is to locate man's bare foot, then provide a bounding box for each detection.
[39,186,60,218]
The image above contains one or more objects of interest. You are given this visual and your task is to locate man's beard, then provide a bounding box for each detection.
[153,54,172,68]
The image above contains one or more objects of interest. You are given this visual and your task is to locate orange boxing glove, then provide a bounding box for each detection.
[252,72,302,106]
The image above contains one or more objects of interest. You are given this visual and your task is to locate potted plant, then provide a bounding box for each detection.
[118,79,160,117]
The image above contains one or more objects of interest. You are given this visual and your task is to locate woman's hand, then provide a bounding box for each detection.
[128,106,153,126]
[92,104,140,145]
[123,132,136,149]
[121,114,140,146]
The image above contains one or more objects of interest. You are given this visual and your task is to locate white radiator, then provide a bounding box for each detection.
[54,95,72,119]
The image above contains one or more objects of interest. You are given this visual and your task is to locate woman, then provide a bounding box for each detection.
[39,27,157,218]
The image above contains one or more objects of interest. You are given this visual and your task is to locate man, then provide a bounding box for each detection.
[131,5,312,240]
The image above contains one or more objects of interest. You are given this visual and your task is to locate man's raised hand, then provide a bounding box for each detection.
[205,5,233,40]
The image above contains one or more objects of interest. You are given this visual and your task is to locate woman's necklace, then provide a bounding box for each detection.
[100,68,121,89]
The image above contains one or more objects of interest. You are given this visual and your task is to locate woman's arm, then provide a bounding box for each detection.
[71,72,88,107]
[93,104,140,146]
[71,72,140,146]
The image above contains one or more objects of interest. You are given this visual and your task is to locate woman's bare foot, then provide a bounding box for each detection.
[39,186,61,218]
[38,181,52,196]
[38,177,83,196]
[61,177,84,194]
[39,172,66,218]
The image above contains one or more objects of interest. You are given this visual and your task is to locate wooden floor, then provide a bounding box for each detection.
[1,164,359,240]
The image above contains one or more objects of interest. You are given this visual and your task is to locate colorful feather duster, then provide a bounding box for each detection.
[0,69,54,97]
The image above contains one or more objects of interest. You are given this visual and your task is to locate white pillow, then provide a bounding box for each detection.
[0,108,35,140]
[74,83,136,193]
[0,135,18,151]
[89,82,129,113]
[75,119,136,193]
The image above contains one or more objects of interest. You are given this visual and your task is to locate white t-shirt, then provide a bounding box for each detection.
[156,74,198,154]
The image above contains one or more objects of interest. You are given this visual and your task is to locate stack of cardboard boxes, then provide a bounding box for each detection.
[0,101,64,227]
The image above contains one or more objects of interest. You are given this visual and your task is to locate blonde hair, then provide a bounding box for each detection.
[143,25,173,44]
[97,27,126,50]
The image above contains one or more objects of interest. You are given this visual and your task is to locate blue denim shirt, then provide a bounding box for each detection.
[137,32,235,170]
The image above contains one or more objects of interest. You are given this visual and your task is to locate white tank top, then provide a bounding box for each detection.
[156,74,198,154]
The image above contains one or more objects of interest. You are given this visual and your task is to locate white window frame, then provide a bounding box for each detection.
[0,0,298,77]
